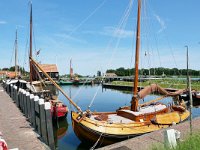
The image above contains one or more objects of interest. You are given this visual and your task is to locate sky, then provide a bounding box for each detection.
[0,0,200,76]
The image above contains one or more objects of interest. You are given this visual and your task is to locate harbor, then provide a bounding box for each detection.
[1,84,200,149]
[0,0,200,150]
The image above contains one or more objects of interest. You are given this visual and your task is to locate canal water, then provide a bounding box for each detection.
[54,85,200,150]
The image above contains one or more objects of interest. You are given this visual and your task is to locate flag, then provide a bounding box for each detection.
[36,49,41,56]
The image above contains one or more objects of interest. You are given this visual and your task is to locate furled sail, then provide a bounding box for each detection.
[138,84,185,99]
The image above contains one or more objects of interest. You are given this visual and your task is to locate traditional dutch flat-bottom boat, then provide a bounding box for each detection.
[71,84,190,146]
[180,91,200,107]
[71,0,190,146]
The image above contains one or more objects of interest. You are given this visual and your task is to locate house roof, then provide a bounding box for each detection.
[105,73,117,76]
[39,64,58,73]
[0,71,18,78]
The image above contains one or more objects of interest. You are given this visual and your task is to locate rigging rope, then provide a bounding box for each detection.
[105,0,133,68]
[68,0,107,37]
[88,0,134,109]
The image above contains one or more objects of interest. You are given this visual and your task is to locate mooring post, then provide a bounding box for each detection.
[2,80,5,88]
[18,88,22,109]
[16,87,19,107]
[19,89,24,111]
[45,102,55,150]
[12,85,15,100]
[25,92,30,118]
[32,96,39,128]
[6,83,9,93]
[13,85,17,103]
[35,97,41,135]
[39,99,48,144]
[22,89,26,113]
[10,84,13,98]
[20,89,24,112]
[29,94,34,123]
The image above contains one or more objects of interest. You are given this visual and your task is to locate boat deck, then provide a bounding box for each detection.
[90,114,134,124]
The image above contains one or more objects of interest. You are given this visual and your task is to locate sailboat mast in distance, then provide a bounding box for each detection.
[131,0,141,111]
[15,29,18,78]
[29,3,33,83]
[70,59,73,80]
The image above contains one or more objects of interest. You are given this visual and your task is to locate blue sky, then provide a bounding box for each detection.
[0,0,200,75]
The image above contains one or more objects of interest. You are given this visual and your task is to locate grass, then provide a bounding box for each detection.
[110,79,200,91]
[152,133,200,150]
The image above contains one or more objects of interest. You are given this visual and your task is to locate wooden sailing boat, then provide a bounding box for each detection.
[26,3,68,119]
[59,59,92,85]
[71,0,190,146]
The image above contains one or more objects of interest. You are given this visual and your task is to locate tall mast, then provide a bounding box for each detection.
[29,3,33,83]
[131,0,141,111]
[186,45,189,89]
[70,59,73,80]
[15,29,18,78]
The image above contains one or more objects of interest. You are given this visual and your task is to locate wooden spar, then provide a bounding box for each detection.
[30,57,82,112]
[131,0,141,111]
[29,3,33,84]
[15,29,18,78]
[186,46,193,135]
[139,96,167,107]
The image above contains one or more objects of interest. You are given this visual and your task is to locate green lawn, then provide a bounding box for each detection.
[152,133,200,150]
[110,79,200,91]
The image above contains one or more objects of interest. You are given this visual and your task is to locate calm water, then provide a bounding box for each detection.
[53,85,200,150]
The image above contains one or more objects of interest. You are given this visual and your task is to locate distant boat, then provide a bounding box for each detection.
[58,59,92,85]
[71,0,190,146]
[59,80,92,85]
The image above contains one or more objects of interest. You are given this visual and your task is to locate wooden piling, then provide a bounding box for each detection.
[35,97,41,134]
[39,99,48,144]
[25,92,30,118]
[45,102,55,150]
[32,95,39,128]
[22,89,26,113]
[29,94,34,123]
[18,88,23,110]
[10,84,13,99]
[13,85,17,103]
[6,83,9,93]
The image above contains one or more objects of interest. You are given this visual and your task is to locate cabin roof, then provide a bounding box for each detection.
[39,64,58,73]
[105,73,117,76]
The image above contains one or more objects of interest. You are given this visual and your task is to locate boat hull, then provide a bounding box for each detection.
[71,110,189,146]
[51,102,68,119]
[58,80,92,85]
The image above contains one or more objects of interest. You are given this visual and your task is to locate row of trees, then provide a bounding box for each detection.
[106,67,200,76]
[0,66,27,74]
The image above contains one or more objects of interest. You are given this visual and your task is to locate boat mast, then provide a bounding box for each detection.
[29,3,33,84]
[70,59,73,80]
[15,29,18,78]
[131,0,141,111]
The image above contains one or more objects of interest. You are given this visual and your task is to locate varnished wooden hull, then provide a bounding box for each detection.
[71,110,190,146]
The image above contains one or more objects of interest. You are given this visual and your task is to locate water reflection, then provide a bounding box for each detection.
[53,119,69,148]
[55,85,200,150]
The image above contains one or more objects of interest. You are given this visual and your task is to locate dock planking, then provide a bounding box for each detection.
[0,85,48,150]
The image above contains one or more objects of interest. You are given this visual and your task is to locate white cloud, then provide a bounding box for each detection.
[0,20,7,24]
[154,14,166,33]
[83,26,134,39]
[54,33,87,44]
[101,26,134,38]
